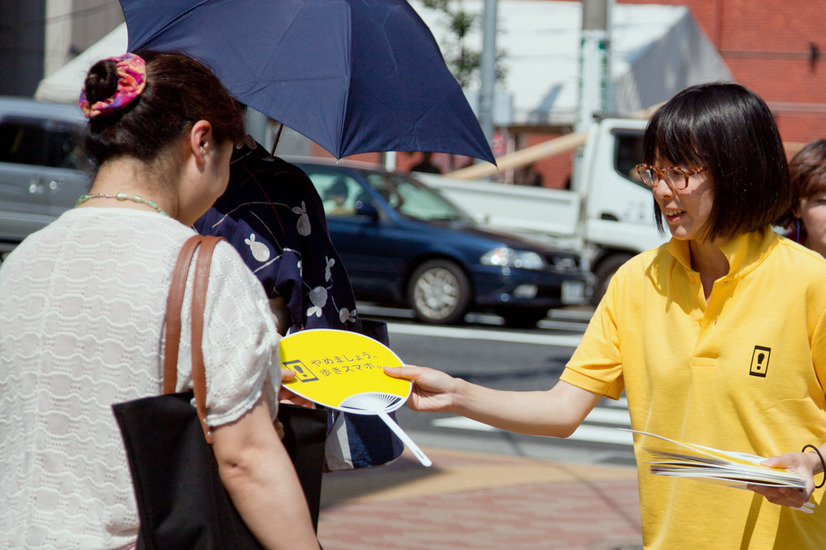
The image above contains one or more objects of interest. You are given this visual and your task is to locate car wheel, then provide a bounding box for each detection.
[498,307,548,329]
[407,259,471,325]
[592,253,633,305]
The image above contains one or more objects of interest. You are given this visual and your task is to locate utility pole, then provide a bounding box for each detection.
[576,0,612,132]
[478,0,498,144]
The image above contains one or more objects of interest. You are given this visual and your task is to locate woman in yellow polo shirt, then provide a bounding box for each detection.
[387,82,826,549]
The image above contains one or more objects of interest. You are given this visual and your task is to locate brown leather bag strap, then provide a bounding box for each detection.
[190,235,222,444]
[163,235,203,394]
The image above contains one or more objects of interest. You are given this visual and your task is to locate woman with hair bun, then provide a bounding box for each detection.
[0,51,318,549]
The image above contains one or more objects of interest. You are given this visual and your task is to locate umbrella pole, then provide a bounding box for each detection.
[271,122,284,156]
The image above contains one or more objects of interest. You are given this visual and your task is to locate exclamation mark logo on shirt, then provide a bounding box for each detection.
[749,346,771,378]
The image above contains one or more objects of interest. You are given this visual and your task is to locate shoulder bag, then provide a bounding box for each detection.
[112,235,264,549]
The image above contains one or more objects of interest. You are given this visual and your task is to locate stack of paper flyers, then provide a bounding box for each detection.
[623,429,806,490]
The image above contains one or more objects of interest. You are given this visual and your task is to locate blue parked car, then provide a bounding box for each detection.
[292,159,591,327]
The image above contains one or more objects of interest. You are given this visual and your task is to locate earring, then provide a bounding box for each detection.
[796,218,801,242]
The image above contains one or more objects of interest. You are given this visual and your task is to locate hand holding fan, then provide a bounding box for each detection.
[278,329,431,467]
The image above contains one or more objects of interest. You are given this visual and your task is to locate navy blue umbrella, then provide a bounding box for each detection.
[120,0,495,163]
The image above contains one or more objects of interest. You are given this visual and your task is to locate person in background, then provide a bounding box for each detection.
[777,139,826,258]
[410,151,441,174]
[0,51,318,549]
[321,177,356,217]
[194,132,401,530]
[389,83,826,549]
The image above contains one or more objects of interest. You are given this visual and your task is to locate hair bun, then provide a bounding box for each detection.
[79,53,147,118]
[82,60,119,106]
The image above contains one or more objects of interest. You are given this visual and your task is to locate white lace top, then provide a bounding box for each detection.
[0,208,281,549]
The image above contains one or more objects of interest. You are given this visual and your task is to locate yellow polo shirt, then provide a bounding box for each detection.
[561,228,826,549]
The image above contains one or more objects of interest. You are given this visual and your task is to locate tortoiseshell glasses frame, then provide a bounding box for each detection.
[635,164,708,191]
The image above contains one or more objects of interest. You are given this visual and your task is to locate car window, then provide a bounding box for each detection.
[365,172,467,222]
[311,172,364,217]
[0,117,82,169]
[612,130,645,188]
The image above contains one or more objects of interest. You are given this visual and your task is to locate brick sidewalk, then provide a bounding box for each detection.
[318,447,643,550]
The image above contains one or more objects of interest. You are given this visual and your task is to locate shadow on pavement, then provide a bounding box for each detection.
[320,455,442,508]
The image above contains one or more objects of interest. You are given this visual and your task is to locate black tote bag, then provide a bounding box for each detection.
[112,235,263,549]
[276,403,328,530]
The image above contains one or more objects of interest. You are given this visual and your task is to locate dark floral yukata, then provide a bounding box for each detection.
[195,139,360,334]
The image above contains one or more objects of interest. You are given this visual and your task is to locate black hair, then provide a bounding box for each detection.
[82,50,245,168]
[643,82,790,241]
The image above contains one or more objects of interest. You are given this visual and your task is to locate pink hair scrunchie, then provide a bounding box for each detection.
[79,53,147,118]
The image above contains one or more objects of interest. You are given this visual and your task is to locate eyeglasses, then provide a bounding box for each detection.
[635,163,708,191]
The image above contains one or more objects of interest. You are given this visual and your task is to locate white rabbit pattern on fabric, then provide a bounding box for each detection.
[245,233,271,262]
[292,201,311,237]
[307,286,328,318]
[325,256,335,281]
[339,307,355,324]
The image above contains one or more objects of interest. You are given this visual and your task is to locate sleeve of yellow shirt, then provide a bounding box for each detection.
[561,263,626,400]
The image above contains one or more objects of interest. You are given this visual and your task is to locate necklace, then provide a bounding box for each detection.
[75,192,170,217]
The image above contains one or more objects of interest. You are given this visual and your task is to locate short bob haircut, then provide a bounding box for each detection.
[643,82,790,241]
[776,139,826,233]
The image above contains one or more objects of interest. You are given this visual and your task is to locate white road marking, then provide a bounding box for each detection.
[432,401,633,446]
[387,322,583,348]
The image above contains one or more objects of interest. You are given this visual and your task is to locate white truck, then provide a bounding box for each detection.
[419,118,667,303]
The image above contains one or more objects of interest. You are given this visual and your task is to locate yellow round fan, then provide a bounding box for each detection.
[278,328,430,466]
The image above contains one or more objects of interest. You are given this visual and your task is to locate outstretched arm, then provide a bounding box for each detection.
[385,365,602,438]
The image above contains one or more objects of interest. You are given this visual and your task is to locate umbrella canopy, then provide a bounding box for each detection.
[120,0,495,163]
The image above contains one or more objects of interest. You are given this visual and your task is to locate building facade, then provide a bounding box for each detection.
[620,0,826,151]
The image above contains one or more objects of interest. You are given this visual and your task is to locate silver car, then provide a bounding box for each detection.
[0,97,88,257]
